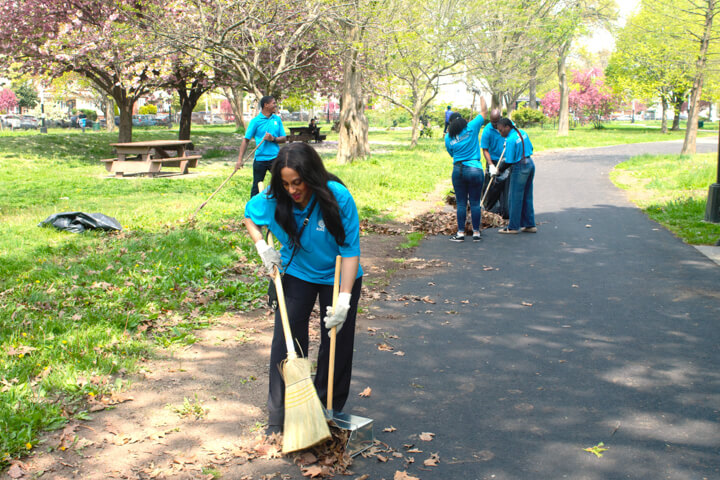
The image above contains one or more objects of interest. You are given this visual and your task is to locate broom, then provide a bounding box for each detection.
[273,265,331,453]
[188,139,265,222]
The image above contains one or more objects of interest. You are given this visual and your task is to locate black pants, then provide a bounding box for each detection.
[267,273,363,426]
[251,160,274,197]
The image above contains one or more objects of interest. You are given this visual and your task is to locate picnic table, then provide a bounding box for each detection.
[288,126,326,143]
[101,140,201,177]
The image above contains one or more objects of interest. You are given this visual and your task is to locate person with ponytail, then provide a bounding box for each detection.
[444,105,488,242]
[493,118,536,234]
[244,142,363,434]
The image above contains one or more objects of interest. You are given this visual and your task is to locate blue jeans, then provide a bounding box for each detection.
[251,160,274,197]
[507,158,535,231]
[452,163,484,232]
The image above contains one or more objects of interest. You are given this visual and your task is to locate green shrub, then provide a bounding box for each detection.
[511,107,547,128]
[79,109,97,122]
[139,104,158,115]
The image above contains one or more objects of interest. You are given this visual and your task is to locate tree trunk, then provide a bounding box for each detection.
[557,42,570,136]
[337,24,369,165]
[660,96,668,134]
[529,66,537,109]
[490,91,502,111]
[671,96,682,131]
[682,0,715,154]
[177,82,207,144]
[223,86,247,130]
[105,96,115,133]
[116,101,133,143]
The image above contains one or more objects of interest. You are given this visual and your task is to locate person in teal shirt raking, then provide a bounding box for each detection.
[235,95,287,197]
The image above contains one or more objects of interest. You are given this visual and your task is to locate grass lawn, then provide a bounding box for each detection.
[0,121,717,464]
[611,152,720,245]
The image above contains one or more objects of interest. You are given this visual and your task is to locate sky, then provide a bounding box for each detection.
[584,0,641,53]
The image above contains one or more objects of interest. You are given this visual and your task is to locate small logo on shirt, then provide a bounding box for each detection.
[316,220,326,232]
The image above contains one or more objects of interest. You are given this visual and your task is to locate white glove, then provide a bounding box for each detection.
[489,164,498,176]
[324,292,352,336]
[255,239,281,276]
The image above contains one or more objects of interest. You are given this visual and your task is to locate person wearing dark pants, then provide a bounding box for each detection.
[481,109,510,218]
[444,102,487,242]
[243,143,363,433]
[236,95,287,197]
[493,118,536,234]
[267,275,362,425]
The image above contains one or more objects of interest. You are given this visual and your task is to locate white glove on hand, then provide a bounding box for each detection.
[324,292,352,336]
[489,164,498,176]
[255,239,281,276]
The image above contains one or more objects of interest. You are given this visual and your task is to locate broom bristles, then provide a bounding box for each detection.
[281,357,331,453]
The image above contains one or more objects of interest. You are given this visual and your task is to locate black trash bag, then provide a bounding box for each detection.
[39,212,123,233]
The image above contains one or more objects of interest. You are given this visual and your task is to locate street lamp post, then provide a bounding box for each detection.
[704,124,720,223]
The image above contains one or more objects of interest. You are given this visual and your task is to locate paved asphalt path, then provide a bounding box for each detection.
[344,140,720,480]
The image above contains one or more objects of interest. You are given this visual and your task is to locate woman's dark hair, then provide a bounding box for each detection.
[498,117,527,153]
[447,112,467,138]
[269,143,346,248]
[498,117,522,136]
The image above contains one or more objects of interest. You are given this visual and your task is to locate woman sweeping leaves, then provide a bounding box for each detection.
[244,143,363,435]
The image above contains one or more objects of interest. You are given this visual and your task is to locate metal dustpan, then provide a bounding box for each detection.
[325,408,374,457]
[327,256,374,457]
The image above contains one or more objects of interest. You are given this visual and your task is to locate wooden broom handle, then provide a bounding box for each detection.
[273,266,297,359]
[327,256,341,411]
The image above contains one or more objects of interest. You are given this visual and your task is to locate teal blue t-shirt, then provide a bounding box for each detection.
[444,114,485,169]
[244,181,363,284]
[480,123,505,162]
[503,128,533,164]
[245,113,286,162]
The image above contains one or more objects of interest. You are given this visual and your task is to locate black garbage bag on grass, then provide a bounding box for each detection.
[39,212,122,233]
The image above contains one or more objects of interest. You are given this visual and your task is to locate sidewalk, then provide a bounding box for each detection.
[346,141,720,479]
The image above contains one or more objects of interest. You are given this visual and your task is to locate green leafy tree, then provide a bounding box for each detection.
[13,83,39,110]
[606,4,694,133]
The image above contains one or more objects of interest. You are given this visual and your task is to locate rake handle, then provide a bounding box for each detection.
[481,145,506,208]
[188,139,265,221]
[327,256,342,411]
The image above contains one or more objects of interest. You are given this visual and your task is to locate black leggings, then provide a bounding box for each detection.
[267,273,363,426]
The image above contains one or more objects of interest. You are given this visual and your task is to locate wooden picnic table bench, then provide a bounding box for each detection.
[101,140,201,177]
[288,126,326,143]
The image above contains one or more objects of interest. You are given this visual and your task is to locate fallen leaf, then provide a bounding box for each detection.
[383,426,397,433]
[393,351,405,356]
[419,432,435,441]
[302,465,325,478]
[7,463,25,479]
[377,454,388,462]
[394,471,420,480]
[358,387,372,397]
[521,301,533,307]
[377,343,394,352]
[583,442,609,458]
[421,296,436,304]
[424,452,440,466]
[355,475,370,480]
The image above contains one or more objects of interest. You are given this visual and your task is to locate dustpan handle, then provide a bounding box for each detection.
[327,255,341,411]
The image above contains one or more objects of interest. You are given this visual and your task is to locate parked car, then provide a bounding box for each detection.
[132,114,156,127]
[615,115,632,121]
[20,115,39,129]
[207,114,225,124]
[1,114,22,129]
[155,113,172,126]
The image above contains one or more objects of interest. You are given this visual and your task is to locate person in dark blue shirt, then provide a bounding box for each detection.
[244,143,363,432]
[236,96,287,196]
[444,106,453,134]
[493,118,536,234]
